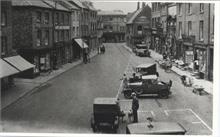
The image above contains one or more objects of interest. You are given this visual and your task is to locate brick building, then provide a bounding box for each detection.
[12,0,71,78]
[98,10,126,43]
[1,0,34,90]
[176,3,214,80]
[126,2,151,50]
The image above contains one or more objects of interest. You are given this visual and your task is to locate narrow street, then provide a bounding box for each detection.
[2,43,212,135]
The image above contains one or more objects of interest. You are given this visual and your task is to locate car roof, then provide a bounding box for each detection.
[142,75,157,80]
[136,63,156,68]
[94,97,117,105]
[127,122,186,134]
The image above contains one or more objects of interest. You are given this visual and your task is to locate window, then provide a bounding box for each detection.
[1,36,7,55]
[61,30,64,41]
[188,3,192,14]
[178,22,182,38]
[55,13,59,25]
[65,30,69,40]
[44,30,49,46]
[37,30,42,46]
[55,30,58,42]
[44,12,49,24]
[178,3,182,15]
[72,11,75,21]
[137,25,142,35]
[61,13,64,25]
[188,21,192,36]
[1,12,6,26]
[66,15,70,25]
[199,20,204,41]
[200,3,204,13]
[77,27,79,36]
[36,11,41,23]
[73,27,75,37]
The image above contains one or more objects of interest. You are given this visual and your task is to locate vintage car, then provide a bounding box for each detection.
[126,121,186,135]
[134,63,157,76]
[123,74,172,99]
[134,44,151,57]
[90,97,123,133]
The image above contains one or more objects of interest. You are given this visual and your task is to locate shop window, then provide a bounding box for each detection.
[1,12,7,26]
[200,3,204,13]
[44,12,49,24]
[37,30,42,46]
[34,56,39,73]
[199,20,204,41]
[36,11,41,23]
[61,13,64,25]
[188,21,192,36]
[1,36,7,56]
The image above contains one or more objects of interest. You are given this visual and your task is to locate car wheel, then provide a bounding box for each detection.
[124,91,132,99]
[159,91,169,99]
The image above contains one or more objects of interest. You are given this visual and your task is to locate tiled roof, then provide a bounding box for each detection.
[12,0,52,9]
[59,1,79,10]
[43,0,69,11]
[98,10,125,16]
[127,8,142,24]
[68,0,86,9]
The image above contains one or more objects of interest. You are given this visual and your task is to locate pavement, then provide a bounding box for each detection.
[122,43,213,95]
[1,49,98,110]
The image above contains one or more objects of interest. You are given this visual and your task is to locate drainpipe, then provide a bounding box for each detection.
[206,3,211,80]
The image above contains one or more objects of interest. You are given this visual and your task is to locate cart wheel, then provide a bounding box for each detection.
[159,91,169,99]
[124,90,132,99]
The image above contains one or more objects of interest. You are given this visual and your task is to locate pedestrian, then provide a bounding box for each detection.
[121,73,128,89]
[131,92,139,123]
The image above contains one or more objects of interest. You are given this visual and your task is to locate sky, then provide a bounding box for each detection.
[91,0,151,14]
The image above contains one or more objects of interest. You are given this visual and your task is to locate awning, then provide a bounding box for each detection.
[0,59,19,78]
[74,38,88,48]
[4,55,35,71]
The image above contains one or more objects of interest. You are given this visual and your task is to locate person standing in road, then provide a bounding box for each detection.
[131,92,139,123]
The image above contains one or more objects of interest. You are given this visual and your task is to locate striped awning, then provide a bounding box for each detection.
[4,55,35,71]
[0,59,19,78]
[74,38,88,48]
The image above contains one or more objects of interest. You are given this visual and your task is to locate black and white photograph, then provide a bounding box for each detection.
[0,0,219,136]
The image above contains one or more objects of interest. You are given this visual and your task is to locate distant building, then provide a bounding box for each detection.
[126,3,151,50]
[176,3,214,80]
[98,10,126,43]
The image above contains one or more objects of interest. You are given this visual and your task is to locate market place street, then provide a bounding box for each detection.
[1,43,212,134]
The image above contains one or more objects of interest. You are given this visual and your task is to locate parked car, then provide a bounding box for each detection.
[90,97,124,133]
[123,74,172,99]
[135,63,157,76]
[126,122,186,135]
[134,44,151,57]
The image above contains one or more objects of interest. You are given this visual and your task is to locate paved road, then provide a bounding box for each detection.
[1,43,213,135]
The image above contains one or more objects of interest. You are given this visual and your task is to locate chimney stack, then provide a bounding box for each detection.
[137,1,140,10]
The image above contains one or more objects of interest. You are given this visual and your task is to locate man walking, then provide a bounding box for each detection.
[131,92,139,123]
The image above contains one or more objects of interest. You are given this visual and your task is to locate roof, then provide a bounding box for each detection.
[68,0,86,9]
[43,0,69,11]
[142,75,158,80]
[98,10,126,16]
[127,122,186,134]
[81,0,96,11]
[12,0,52,9]
[94,98,117,105]
[127,8,142,24]
[136,63,156,69]
[59,1,79,10]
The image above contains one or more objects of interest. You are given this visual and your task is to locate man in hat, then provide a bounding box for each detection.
[131,92,139,123]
